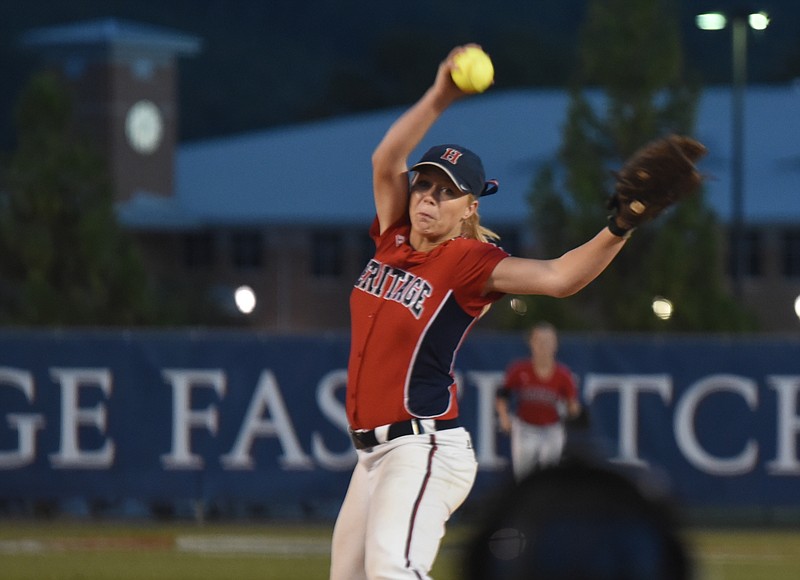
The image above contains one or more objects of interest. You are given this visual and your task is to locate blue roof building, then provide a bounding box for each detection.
[115,85,800,231]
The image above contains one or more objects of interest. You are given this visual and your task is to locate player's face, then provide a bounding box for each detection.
[409,168,477,246]
[530,327,558,359]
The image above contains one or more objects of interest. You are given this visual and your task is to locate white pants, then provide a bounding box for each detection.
[330,427,477,580]
[510,418,565,481]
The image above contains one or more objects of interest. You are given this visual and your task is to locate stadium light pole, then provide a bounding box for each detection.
[696,10,770,298]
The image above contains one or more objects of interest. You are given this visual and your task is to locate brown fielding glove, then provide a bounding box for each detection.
[607,134,707,237]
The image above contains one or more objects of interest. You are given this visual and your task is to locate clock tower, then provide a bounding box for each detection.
[21,19,201,202]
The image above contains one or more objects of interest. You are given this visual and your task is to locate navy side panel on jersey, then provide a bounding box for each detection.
[406,293,474,416]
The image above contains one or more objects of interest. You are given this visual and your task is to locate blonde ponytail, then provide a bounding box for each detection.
[461,195,500,243]
[461,195,501,319]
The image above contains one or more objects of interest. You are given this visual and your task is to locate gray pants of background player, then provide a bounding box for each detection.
[330,427,477,580]
[510,418,565,481]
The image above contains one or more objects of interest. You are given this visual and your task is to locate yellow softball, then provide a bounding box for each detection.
[451,47,494,94]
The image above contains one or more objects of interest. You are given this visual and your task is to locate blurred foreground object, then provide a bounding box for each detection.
[465,458,691,580]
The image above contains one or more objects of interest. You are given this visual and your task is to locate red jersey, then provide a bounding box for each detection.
[502,360,578,426]
[347,216,508,429]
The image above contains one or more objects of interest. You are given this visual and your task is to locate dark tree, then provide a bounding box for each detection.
[518,0,756,332]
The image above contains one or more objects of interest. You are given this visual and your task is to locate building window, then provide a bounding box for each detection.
[183,231,215,269]
[782,231,800,278]
[728,229,762,278]
[312,231,343,278]
[230,231,263,269]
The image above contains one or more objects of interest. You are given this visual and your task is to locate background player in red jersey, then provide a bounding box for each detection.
[496,322,581,480]
[330,43,700,580]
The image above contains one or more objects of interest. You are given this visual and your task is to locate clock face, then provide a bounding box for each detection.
[125,100,164,154]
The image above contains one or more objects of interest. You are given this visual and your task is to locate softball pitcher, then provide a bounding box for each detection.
[330,43,703,580]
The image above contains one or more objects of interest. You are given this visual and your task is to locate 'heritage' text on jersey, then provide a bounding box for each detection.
[354,259,433,319]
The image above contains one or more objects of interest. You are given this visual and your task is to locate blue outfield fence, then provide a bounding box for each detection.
[0,329,799,517]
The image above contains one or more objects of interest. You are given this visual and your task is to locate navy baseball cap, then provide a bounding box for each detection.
[411,144,499,197]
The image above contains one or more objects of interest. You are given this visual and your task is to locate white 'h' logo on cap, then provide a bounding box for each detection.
[440,148,463,164]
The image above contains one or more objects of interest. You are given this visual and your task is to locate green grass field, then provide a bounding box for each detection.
[1,520,799,579]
